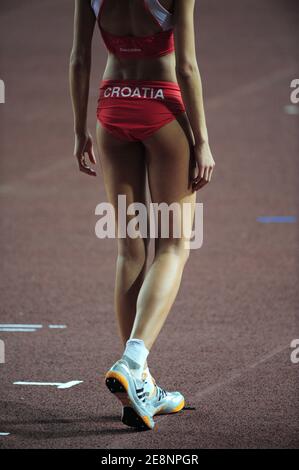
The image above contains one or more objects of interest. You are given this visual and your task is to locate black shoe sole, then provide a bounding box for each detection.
[105,375,152,431]
[121,406,151,431]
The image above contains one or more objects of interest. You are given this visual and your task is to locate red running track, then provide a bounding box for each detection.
[0,0,298,448]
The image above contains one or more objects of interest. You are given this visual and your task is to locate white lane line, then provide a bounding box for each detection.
[194,344,289,401]
[13,380,83,389]
[0,324,67,332]
[0,324,43,328]
[284,104,299,115]
[48,325,67,329]
[0,433,10,436]
[0,328,38,332]
[155,344,289,426]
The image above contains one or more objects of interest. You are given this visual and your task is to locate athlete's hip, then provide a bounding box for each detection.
[96,79,186,142]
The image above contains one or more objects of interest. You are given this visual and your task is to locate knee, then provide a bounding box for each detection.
[118,237,149,264]
[155,238,190,265]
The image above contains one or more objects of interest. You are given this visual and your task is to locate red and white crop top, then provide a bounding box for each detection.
[91,0,175,59]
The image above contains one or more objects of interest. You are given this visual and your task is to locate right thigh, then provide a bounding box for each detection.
[143,115,196,251]
[96,122,147,253]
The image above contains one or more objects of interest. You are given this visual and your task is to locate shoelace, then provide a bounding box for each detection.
[156,385,167,401]
[142,375,167,401]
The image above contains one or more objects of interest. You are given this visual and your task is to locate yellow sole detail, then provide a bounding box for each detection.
[105,371,129,392]
[142,415,153,429]
[172,398,185,413]
[156,398,185,415]
[106,370,154,430]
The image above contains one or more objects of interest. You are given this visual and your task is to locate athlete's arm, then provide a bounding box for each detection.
[69,0,97,176]
[174,0,215,190]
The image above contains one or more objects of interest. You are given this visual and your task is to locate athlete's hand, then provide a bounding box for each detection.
[74,131,97,177]
[191,141,215,192]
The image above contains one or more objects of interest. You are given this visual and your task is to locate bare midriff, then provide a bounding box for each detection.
[102,52,177,82]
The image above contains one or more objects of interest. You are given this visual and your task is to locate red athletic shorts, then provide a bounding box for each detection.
[97,79,186,142]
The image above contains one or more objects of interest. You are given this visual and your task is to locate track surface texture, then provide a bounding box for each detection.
[0,0,298,449]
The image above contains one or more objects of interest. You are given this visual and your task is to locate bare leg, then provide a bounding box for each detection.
[130,116,196,350]
[96,122,149,345]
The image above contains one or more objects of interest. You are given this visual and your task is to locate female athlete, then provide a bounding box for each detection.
[70,0,215,430]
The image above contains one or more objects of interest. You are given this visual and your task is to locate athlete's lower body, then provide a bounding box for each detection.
[95,79,196,430]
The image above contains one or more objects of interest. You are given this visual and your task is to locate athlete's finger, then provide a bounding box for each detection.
[88,145,97,165]
[199,165,205,179]
[80,161,97,176]
[193,180,208,192]
[192,175,199,186]
[192,175,209,192]
[191,168,201,185]
[76,153,97,177]
[188,159,197,188]
[203,166,209,182]
[192,164,207,186]
[85,136,97,165]
[81,166,97,177]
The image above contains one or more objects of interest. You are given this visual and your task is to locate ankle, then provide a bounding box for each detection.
[122,338,149,381]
